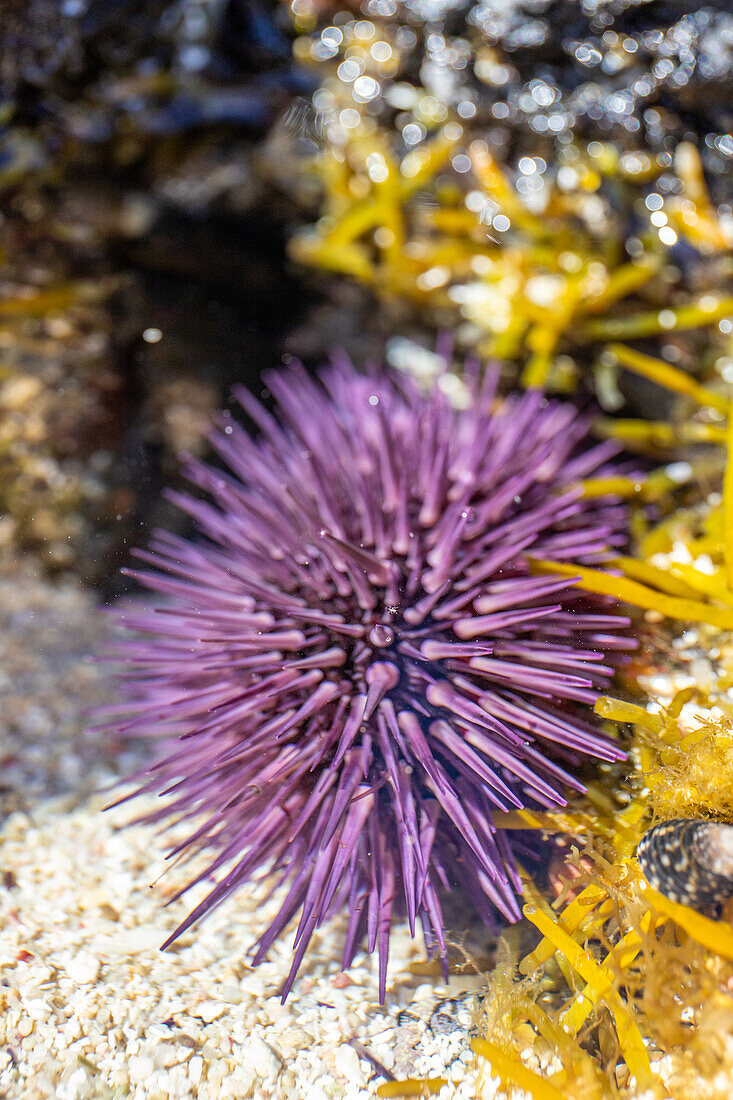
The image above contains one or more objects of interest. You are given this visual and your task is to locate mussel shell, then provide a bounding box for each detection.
[637,819,733,914]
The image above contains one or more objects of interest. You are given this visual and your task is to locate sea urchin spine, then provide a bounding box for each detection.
[105,357,631,1000]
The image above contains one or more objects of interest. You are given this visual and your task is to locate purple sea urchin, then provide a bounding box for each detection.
[108,358,631,1000]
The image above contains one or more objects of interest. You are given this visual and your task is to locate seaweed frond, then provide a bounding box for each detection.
[478,691,733,1098]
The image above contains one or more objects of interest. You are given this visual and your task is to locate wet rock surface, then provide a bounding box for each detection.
[0,0,318,582]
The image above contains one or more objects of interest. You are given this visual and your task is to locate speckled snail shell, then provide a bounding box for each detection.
[637,819,733,915]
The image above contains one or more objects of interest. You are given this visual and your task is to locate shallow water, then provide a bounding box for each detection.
[2,1,733,1097]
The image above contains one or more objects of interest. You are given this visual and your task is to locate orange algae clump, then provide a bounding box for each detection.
[479,693,733,1099]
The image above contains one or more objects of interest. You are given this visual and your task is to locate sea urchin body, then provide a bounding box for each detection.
[109,357,630,1000]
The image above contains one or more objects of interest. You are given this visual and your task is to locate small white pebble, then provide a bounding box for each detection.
[188,1054,204,1086]
[248,1035,280,1078]
[153,1042,180,1068]
[59,1067,89,1099]
[196,999,227,1023]
[24,997,49,1021]
[128,1054,156,1082]
[107,927,162,954]
[64,954,100,985]
[16,1015,34,1037]
[333,1043,363,1084]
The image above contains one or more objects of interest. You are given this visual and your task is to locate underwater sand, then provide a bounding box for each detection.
[0,563,484,1099]
[0,793,486,1099]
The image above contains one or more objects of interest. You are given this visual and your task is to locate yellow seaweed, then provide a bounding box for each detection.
[642,884,733,961]
[724,404,733,590]
[471,1038,566,1100]
[605,343,728,414]
[522,904,654,1088]
[580,296,733,341]
[286,23,733,383]
[377,1079,448,1097]
[529,557,733,629]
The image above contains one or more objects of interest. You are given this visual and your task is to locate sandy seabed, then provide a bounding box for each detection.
[0,563,485,1099]
[0,792,484,1099]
